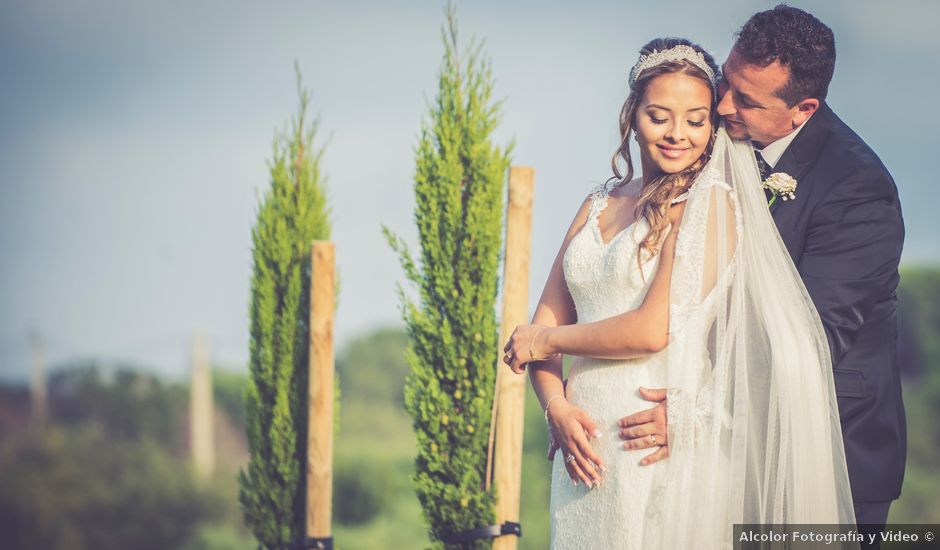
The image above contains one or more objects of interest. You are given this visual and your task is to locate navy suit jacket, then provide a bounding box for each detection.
[769,102,906,502]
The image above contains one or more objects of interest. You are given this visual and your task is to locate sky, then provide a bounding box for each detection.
[1,0,937,381]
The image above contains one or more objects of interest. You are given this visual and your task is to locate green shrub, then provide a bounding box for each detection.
[383,7,512,549]
[238,67,333,549]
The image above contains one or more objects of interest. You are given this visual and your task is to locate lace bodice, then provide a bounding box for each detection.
[562,179,683,321]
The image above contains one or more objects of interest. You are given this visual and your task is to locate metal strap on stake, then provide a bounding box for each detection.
[285,537,333,550]
[440,521,522,544]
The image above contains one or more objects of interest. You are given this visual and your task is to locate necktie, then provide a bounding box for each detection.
[754,150,772,180]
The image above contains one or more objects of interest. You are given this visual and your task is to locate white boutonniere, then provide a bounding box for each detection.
[762,172,797,207]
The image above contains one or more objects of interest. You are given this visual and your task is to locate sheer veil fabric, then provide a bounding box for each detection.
[642,126,857,548]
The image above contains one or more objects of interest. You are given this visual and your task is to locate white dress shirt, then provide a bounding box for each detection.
[753,114,813,169]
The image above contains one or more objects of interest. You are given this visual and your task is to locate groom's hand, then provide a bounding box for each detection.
[547,429,560,461]
[619,387,669,466]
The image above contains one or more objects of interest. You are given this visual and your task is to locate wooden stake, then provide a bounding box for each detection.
[307,240,335,540]
[190,330,214,480]
[29,330,46,427]
[493,167,535,550]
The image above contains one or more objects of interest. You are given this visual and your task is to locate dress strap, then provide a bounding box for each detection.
[587,180,613,222]
[671,191,691,205]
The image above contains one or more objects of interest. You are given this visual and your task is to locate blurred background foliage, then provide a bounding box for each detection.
[0,267,937,549]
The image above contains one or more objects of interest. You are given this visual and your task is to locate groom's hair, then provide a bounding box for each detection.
[734,4,835,106]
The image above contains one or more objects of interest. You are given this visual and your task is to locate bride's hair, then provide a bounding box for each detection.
[610,37,720,264]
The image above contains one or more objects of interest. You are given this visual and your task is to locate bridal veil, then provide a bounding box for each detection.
[641,126,857,548]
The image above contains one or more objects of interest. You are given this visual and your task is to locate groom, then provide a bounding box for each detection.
[582,4,906,534]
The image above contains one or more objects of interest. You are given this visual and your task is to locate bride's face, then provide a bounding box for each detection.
[634,72,713,178]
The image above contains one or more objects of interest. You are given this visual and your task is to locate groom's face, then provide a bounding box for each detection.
[717,47,815,148]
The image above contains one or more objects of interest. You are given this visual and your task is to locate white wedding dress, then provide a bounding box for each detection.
[547,128,857,549]
[549,178,674,550]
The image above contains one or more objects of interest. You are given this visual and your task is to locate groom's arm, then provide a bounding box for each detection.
[798,164,904,367]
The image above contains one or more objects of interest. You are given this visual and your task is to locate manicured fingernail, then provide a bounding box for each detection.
[640,459,648,466]
[639,386,647,391]
[599,464,608,472]
[585,480,593,488]
[592,429,602,438]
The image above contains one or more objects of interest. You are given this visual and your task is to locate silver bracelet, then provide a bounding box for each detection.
[543,393,565,422]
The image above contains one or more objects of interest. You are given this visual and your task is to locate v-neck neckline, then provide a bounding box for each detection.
[593,187,641,247]
[592,216,639,247]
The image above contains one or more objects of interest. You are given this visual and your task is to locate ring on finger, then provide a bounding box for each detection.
[648,434,657,445]
[565,454,576,463]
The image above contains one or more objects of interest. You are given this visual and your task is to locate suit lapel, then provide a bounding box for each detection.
[768,102,835,217]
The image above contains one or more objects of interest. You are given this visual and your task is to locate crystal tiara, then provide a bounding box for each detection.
[628,45,717,89]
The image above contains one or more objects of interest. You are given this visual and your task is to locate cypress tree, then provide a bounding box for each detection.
[239,68,333,548]
[382,8,513,549]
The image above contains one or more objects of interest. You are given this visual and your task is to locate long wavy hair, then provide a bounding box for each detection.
[609,37,720,265]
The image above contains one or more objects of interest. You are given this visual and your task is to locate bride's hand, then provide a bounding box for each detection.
[548,399,606,488]
[503,324,557,374]
[546,378,568,461]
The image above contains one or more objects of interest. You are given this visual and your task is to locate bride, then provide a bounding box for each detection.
[502,38,856,549]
